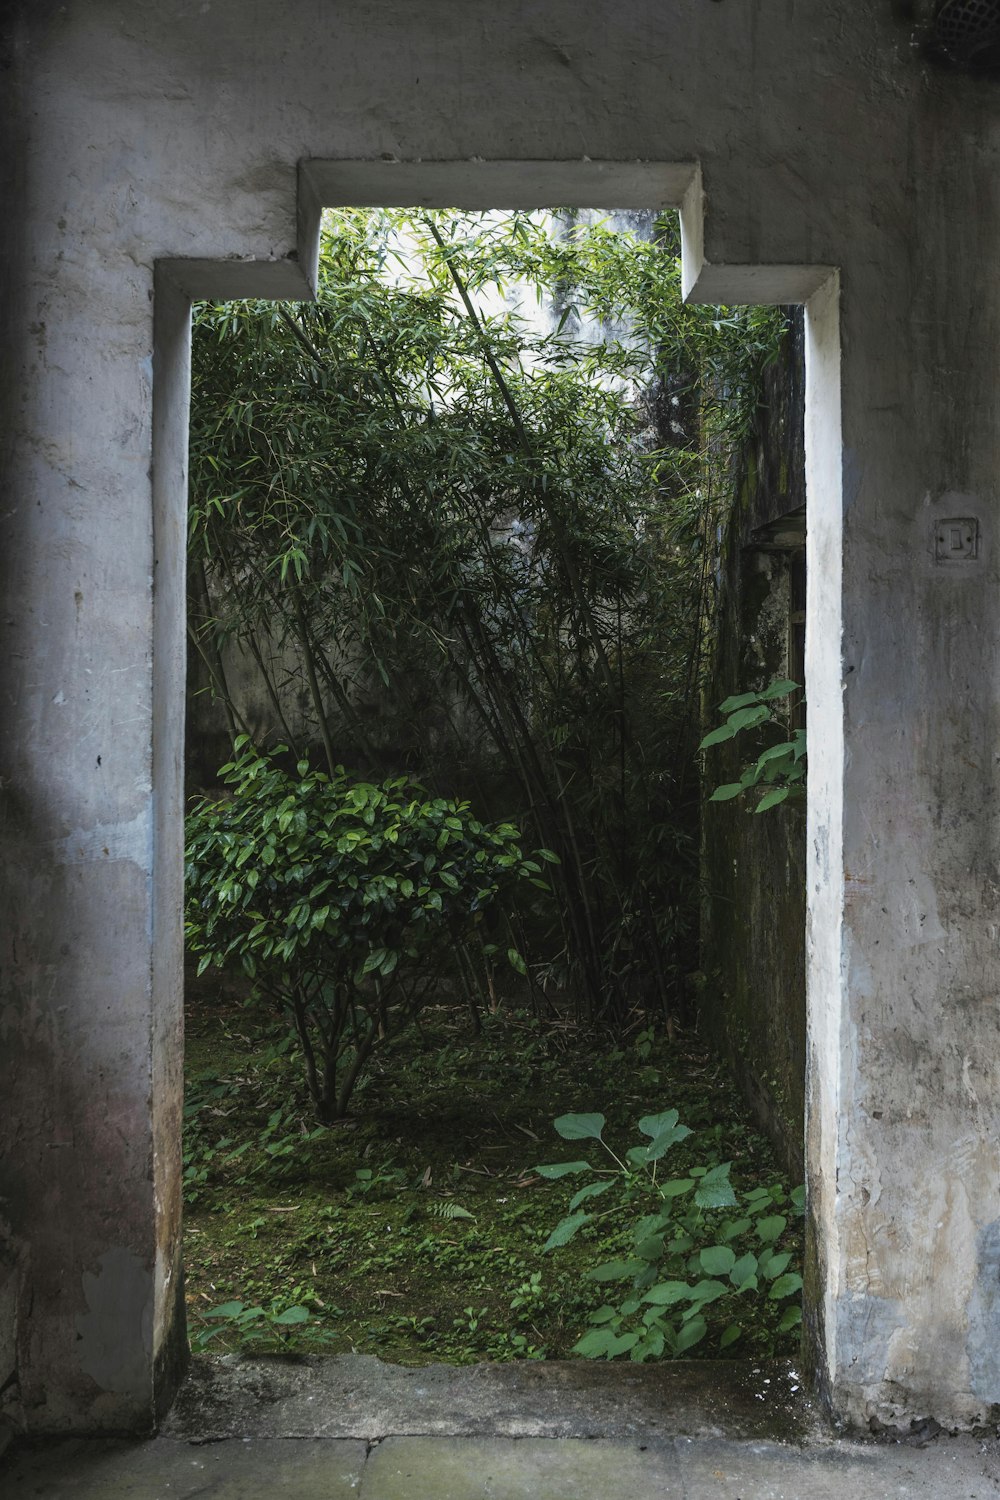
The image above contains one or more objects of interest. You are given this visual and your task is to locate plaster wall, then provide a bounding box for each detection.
[2,0,999,1434]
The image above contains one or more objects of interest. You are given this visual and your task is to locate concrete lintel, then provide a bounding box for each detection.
[684,261,837,308]
[300,159,699,210]
[158,256,314,304]
[680,166,835,306]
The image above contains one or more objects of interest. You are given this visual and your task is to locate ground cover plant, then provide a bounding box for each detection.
[183,979,803,1363]
[535,1109,803,1359]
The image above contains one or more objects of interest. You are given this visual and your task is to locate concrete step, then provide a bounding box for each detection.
[5,1432,1000,1498]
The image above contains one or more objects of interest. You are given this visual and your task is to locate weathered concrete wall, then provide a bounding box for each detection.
[2,0,1000,1436]
[700,317,807,1179]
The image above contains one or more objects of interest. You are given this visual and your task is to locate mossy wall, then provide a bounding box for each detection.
[699,313,807,1179]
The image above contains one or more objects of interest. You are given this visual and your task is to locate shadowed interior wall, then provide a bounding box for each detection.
[700,316,807,1179]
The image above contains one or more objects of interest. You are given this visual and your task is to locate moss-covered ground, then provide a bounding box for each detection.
[183,982,803,1364]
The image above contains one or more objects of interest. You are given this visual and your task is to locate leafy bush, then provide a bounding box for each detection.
[535,1110,803,1360]
[700,678,806,813]
[185,738,552,1121]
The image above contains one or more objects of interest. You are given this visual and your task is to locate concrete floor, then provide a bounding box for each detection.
[4,1357,1000,1498]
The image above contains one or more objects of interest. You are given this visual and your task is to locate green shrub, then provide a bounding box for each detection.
[535,1109,803,1359]
[185,738,552,1121]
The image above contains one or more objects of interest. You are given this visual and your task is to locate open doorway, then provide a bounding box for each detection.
[178,198,809,1367]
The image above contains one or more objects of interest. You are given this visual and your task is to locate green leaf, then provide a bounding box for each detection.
[431,1203,475,1221]
[687,1279,728,1308]
[659,1178,696,1198]
[643,1124,692,1160]
[694,1163,737,1208]
[769,1273,803,1300]
[699,723,736,749]
[778,1305,803,1332]
[755,787,790,813]
[674,1315,708,1353]
[203,1301,245,1319]
[573,1329,640,1359]
[633,1213,671,1242]
[756,741,796,766]
[695,1182,737,1209]
[507,947,527,975]
[642,1281,692,1307]
[720,1322,743,1348]
[756,1214,787,1244]
[716,690,761,714]
[533,1160,593,1179]
[569,1180,615,1212]
[586,1258,647,1283]
[725,704,770,732]
[699,1245,736,1277]
[542,1211,591,1252]
[758,678,799,700]
[271,1305,310,1325]
[708,783,744,803]
[554,1113,605,1142]
[633,1328,665,1360]
[359,947,385,976]
[729,1252,758,1288]
[638,1110,679,1138]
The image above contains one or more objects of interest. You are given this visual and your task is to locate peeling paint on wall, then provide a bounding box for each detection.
[76,1248,153,1397]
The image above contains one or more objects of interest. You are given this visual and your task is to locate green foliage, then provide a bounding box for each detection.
[429,1201,477,1222]
[190,1298,320,1352]
[185,737,547,1120]
[535,1109,804,1360]
[700,679,806,813]
[188,207,785,1027]
[183,989,803,1364]
[345,1162,408,1200]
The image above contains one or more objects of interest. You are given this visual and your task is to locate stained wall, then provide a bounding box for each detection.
[2,0,1000,1434]
[700,316,807,1179]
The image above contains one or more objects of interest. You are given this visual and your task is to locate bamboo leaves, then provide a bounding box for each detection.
[188,207,784,1025]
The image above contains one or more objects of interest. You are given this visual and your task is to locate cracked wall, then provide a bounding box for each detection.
[1,0,1000,1435]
